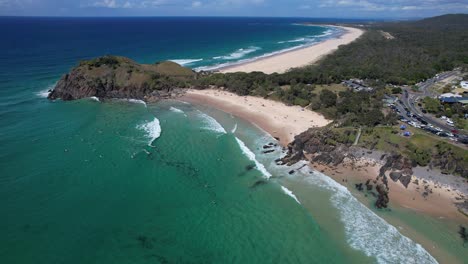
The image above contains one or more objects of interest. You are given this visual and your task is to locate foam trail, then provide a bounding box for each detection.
[235,137,272,179]
[137,117,161,147]
[231,123,238,133]
[169,107,184,114]
[127,99,147,107]
[169,59,203,66]
[281,186,301,204]
[213,46,261,60]
[301,168,438,264]
[197,111,226,134]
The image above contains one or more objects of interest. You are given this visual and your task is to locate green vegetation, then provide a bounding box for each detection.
[422,97,442,114]
[330,126,468,177]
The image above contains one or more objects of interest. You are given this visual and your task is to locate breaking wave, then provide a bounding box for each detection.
[197,111,226,134]
[127,99,147,107]
[231,123,238,133]
[169,59,203,66]
[137,117,161,147]
[169,107,184,114]
[281,186,301,204]
[301,168,438,264]
[235,137,272,179]
[213,46,261,60]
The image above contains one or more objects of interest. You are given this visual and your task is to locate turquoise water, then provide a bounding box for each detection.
[1,16,464,263]
[1,95,444,263]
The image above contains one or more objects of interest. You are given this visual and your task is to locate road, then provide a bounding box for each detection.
[396,70,467,143]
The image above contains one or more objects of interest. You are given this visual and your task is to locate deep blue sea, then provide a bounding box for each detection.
[0,17,465,264]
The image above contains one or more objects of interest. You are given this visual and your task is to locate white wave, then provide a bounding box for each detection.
[301,168,438,264]
[235,137,272,179]
[281,186,301,204]
[278,37,307,44]
[197,111,226,134]
[169,107,184,114]
[195,43,314,72]
[36,89,51,98]
[213,46,261,60]
[231,123,238,133]
[127,99,147,107]
[169,59,203,66]
[137,117,161,147]
[89,96,100,102]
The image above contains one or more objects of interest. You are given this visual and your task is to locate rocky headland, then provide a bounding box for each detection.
[48,56,196,102]
[280,127,468,215]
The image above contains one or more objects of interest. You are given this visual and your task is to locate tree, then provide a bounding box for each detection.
[320,89,337,108]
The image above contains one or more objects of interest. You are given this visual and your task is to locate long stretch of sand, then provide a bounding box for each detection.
[181,89,331,145]
[219,26,364,74]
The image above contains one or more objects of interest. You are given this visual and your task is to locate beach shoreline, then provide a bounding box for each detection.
[218,25,364,74]
[180,89,331,146]
[180,89,467,222]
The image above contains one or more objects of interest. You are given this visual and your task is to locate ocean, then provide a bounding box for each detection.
[0,17,466,263]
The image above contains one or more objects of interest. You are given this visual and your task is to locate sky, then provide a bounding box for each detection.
[0,0,467,18]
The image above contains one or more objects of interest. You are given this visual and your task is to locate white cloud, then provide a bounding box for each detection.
[192,1,202,7]
[92,0,118,8]
[318,0,468,12]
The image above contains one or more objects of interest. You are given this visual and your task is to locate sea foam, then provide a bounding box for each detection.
[197,111,226,134]
[137,117,161,147]
[127,99,147,107]
[231,123,238,133]
[213,46,261,60]
[169,107,185,114]
[281,186,301,204]
[235,137,272,179]
[169,59,203,66]
[302,168,438,264]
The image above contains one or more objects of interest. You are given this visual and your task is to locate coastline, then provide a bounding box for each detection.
[180,89,467,221]
[312,156,467,222]
[218,26,364,74]
[180,89,331,146]
[179,90,467,262]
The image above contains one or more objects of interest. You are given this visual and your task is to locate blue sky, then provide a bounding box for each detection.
[0,0,467,18]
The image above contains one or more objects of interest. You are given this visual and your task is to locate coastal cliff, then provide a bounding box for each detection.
[280,127,468,211]
[48,56,196,101]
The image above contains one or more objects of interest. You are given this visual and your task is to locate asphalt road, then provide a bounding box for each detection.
[397,70,467,141]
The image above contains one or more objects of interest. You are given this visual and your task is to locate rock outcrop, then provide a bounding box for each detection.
[48,56,196,102]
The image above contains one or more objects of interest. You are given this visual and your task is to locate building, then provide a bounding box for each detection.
[439,96,468,104]
[343,79,373,92]
[461,81,468,89]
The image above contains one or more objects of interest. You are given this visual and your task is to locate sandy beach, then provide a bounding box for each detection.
[313,157,467,222]
[180,89,331,146]
[219,26,364,74]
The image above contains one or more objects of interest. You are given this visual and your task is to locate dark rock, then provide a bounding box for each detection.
[399,175,412,188]
[250,180,267,189]
[262,149,275,154]
[263,145,273,149]
[288,170,295,175]
[375,184,389,209]
[246,164,256,171]
[355,183,364,191]
[389,171,402,182]
[365,179,373,191]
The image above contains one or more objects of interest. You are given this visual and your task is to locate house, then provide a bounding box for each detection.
[343,79,373,92]
[439,96,468,104]
[461,81,468,89]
